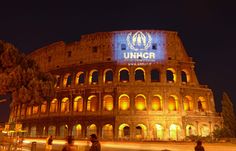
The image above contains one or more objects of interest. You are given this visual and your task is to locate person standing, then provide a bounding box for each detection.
[62,136,76,151]
[194,140,205,151]
[45,135,53,151]
[89,134,101,151]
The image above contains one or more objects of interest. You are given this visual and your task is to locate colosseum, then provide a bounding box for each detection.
[9,30,223,141]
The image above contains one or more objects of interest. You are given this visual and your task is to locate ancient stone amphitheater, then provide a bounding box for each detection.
[10,30,222,141]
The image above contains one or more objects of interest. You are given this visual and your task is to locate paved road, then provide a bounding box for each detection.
[2,139,236,151]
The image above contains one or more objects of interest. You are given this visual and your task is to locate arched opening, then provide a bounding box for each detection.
[103,95,113,111]
[55,75,60,88]
[26,106,31,116]
[30,126,37,137]
[24,127,29,137]
[169,124,181,140]
[41,101,47,113]
[119,94,130,111]
[87,95,98,112]
[63,73,72,87]
[168,95,178,111]
[181,71,187,83]
[60,124,68,138]
[214,124,220,131]
[72,124,82,139]
[89,70,99,84]
[166,68,176,83]
[135,68,145,81]
[136,126,142,139]
[124,126,130,138]
[42,126,46,137]
[87,124,97,137]
[50,99,58,112]
[151,69,160,82]
[181,69,190,83]
[186,125,197,136]
[73,96,83,112]
[135,94,146,111]
[21,104,26,116]
[198,96,207,111]
[32,105,38,114]
[48,125,56,136]
[151,95,162,111]
[61,97,70,113]
[119,68,129,82]
[183,96,193,111]
[153,124,164,140]
[135,124,147,140]
[200,124,210,137]
[17,105,20,116]
[104,69,113,83]
[76,72,85,85]
[118,124,130,140]
[16,105,20,116]
[102,124,113,140]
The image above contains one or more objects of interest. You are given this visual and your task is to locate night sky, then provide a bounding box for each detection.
[0,1,236,122]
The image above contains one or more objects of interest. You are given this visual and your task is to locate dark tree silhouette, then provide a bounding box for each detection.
[0,40,55,105]
[221,92,236,137]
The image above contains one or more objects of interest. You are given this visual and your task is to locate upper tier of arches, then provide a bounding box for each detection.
[55,66,195,88]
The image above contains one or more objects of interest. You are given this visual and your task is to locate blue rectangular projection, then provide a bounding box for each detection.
[113,31,166,64]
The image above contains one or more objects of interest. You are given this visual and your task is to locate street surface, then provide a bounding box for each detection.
[1,139,236,151]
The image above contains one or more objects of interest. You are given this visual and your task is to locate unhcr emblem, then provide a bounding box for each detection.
[126,31,152,51]
[124,31,155,60]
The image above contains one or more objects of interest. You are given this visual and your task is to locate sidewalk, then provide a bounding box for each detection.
[1,138,236,151]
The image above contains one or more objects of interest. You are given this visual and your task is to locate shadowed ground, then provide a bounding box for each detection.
[1,139,236,151]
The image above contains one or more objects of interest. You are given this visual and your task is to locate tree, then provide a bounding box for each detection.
[212,127,232,139]
[221,91,236,137]
[0,40,55,105]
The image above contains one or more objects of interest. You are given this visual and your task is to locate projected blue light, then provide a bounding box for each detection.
[113,31,166,64]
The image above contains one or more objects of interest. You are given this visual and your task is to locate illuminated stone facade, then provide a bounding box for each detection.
[9,30,222,141]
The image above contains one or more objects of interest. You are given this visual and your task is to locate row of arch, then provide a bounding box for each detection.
[56,67,191,88]
[26,123,219,140]
[14,94,208,116]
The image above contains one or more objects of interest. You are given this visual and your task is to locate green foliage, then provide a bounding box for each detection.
[221,92,236,137]
[185,135,212,142]
[212,127,234,139]
[0,40,55,105]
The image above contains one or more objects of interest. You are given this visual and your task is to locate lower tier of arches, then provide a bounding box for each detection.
[19,115,222,141]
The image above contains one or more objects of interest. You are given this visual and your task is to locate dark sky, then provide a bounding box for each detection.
[1,1,236,122]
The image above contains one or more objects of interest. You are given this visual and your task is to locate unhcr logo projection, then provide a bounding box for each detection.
[113,31,166,65]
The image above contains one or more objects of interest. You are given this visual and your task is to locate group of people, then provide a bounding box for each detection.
[46,134,204,151]
[45,134,101,151]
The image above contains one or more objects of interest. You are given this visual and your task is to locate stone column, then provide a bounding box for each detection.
[114,121,119,141]
[98,92,102,114]
[97,122,102,138]
[130,122,135,141]
[209,121,212,135]
[161,65,166,83]
[164,123,169,140]
[70,91,73,114]
[196,121,199,135]
[163,89,168,114]
[82,123,86,139]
